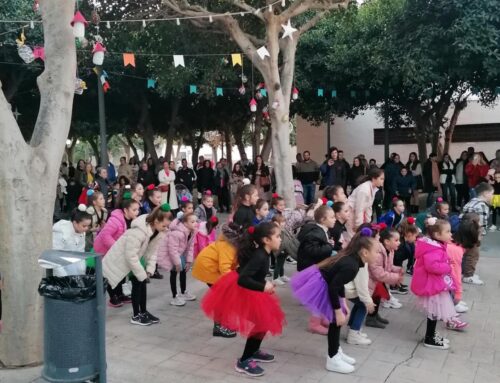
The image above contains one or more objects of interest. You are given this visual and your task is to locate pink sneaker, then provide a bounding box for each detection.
[309,316,328,335]
[446,317,468,331]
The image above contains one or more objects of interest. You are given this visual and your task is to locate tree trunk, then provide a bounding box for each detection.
[443,99,467,155]
[233,127,246,159]
[142,121,158,163]
[164,99,180,161]
[415,126,428,164]
[252,114,263,160]
[125,134,138,161]
[260,126,273,162]
[0,0,76,366]
[224,127,232,168]
[87,137,101,165]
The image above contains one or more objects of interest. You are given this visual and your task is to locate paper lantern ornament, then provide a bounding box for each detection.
[238,85,246,95]
[16,31,34,63]
[74,78,87,95]
[292,87,299,100]
[71,11,88,39]
[249,98,257,112]
[92,42,106,65]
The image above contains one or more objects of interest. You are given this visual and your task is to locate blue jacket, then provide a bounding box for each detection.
[320,161,346,187]
[392,174,416,197]
[378,210,405,228]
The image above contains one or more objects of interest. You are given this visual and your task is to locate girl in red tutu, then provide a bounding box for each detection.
[201,222,285,377]
[291,228,379,374]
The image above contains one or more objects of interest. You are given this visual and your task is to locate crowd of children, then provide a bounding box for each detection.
[48,168,493,378]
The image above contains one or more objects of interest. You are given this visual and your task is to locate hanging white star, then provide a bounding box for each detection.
[281,20,297,40]
[12,107,21,121]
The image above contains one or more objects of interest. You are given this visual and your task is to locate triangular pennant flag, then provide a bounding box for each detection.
[231,53,242,67]
[216,87,223,96]
[256,46,270,60]
[331,90,337,98]
[147,79,156,89]
[173,55,185,68]
[260,89,267,97]
[103,81,110,93]
[33,46,45,61]
[189,85,197,94]
[123,53,135,67]
[102,70,108,79]
[317,88,324,97]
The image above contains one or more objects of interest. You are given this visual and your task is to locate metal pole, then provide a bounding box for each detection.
[326,113,332,153]
[383,101,390,161]
[95,255,107,383]
[96,67,108,168]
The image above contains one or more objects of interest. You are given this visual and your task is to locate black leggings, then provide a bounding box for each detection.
[425,318,437,342]
[170,270,187,297]
[367,295,381,317]
[130,276,147,316]
[327,323,341,357]
[273,252,286,279]
[106,278,125,299]
[241,334,265,361]
[492,207,500,226]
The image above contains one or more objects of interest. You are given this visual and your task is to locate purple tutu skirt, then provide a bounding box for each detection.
[290,265,334,322]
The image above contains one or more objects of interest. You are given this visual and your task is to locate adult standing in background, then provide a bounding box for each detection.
[423,153,440,207]
[129,157,139,183]
[320,147,347,189]
[406,152,422,214]
[465,153,489,199]
[382,153,404,209]
[239,153,253,178]
[176,158,196,192]
[439,153,457,212]
[215,161,231,213]
[349,156,367,190]
[455,151,470,208]
[158,161,178,211]
[138,162,157,187]
[250,155,271,198]
[118,156,133,181]
[338,150,351,190]
[197,159,216,196]
[296,151,319,205]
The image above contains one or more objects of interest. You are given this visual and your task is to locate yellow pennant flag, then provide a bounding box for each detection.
[231,53,242,67]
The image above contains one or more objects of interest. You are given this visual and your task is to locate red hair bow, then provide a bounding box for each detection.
[146,184,155,191]
[272,193,280,199]
[392,196,399,202]
[247,226,255,234]
[210,216,218,223]
[407,217,416,225]
[378,223,388,230]
[321,197,328,205]
[205,190,212,196]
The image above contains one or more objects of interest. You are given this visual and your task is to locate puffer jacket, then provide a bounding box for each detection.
[297,222,334,271]
[346,181,376,233]
[93,209,126,255]
[103,214,165,288]
[193,221,217,258]
[345,265,373,305]
[192,224,240,284]
[447,242,464,301]
[157,219,196,271]
[52,220,86,276]
[411,237,454,297]
[368,243,402,294]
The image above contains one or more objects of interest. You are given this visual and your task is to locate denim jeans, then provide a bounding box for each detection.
[441,182,456,208]
[347,298,367,331]
[302,183,316,205]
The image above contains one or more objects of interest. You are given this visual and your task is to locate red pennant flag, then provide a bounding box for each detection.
[123,53,135,67]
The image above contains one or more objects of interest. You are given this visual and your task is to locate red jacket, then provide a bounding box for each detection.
[465,163,489,188]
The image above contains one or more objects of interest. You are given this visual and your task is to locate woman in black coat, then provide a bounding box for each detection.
[349,157,367,189]
[250,155,271,197]
[137,162,157,186]
[196,160,215,196]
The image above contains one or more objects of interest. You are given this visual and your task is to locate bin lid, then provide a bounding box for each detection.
[38,250,95,269]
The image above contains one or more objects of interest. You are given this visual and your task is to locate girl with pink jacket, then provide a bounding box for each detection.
[157,212,198,307]
[411,219,467,351]
[346,168,385,239]
[193,216,219,259]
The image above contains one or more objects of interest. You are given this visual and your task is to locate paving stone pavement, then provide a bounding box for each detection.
[2,232,500,383]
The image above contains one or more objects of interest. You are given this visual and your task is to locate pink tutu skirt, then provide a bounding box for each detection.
[416,291,456,321]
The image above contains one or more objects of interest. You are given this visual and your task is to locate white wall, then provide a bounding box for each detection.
[297,100,500,165]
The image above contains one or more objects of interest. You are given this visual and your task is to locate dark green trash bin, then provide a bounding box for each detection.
[38,250,107,383]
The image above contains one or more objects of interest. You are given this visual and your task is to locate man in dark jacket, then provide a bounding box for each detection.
[319,147,347,189]
[176,159,196,192]
[95,167,111,206]
[296,150,319,205]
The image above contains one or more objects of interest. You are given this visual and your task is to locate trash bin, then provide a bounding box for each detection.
[38,250,107,383]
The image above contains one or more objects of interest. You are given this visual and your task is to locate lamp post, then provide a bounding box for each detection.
[95,66,108,168]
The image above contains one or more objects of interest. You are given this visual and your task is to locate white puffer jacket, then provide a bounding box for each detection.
[344,265,373,305]
[103,214,165,288]
[52,220,86,276]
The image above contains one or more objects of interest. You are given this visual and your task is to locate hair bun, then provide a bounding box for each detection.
[247,226,255,234]
[427,217,437,226]
[124,185,131,190]
[360,227,373,237]
[392,196,399,202]
[321,197,328,205]
[146,184,155,191]
[161,203,171,212]
[122,191,132,200]
[78,204,87,212]
[242,178,251,185]
[86,189,95,197]
[181,196,189,202]
[436,197,443,203]
[407,217,416,225]
[176,211,184,219]
[378,222,387,230]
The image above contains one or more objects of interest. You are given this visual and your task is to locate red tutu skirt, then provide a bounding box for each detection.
[201,271,286,338]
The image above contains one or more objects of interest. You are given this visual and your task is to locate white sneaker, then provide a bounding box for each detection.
[382,296,402,309]
[458,300,468,307]
[463,276,484,285]
[273,278,285,286]
[455,302,468,313]
[346,329,372,345]
[178,291,196,301]
[280,275,290,283]
[170,296,186,306]
[326,353,355,374]
[359,331,368,338]
[338,347,356,365]
[489,225,497,232]
[285,256,297,265]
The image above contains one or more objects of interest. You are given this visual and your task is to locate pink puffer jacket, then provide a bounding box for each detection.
[446,242,464,300]
[157,219,196,271]
[93,209,126,255]
[368,242,402,294]
[411,237,454,297]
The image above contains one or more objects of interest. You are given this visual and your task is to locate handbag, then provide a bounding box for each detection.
[158,184,170,193]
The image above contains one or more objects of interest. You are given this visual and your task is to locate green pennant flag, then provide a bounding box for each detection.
[216,87,223,96]
[317,88,324,97]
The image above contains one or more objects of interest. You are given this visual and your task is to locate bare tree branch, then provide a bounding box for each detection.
[280,0,348,21]
[298,11,327,36]
[0,81,27,154]
[228,0,265,21]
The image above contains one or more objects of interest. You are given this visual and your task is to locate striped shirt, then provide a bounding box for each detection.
[461,198,490,234]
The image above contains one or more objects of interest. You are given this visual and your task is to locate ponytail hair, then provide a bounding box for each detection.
[146,205,173,225]
[206,216,219,235]
[71,205,92,223]
[232,184,258,213]
[360,167,384,184]
[427,219,451,241]
[453,213,480,248]
[237,222,279,265]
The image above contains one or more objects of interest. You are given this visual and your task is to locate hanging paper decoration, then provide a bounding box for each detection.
[241,74,248,83]
[189,85,197,94]
[272,99,279,109]
[317,88,324,97]
[263,110,270,120]
[216,87,223,96]
[92,42,106,65]
[331,90,337,98]
[255,91,263,100]
[249,98,257,112]
[91,10,101,25]
[123,53,136,67]
[173,55,185,68]
[292,87,299,100]
[147,79,156,89]
[33,46,45,61]
[71,11,88,39]
[256,46,270,60]
[33,0,39,12]
[16,31,34,64]
[238,85,246,95]
[74,78,87,95]
[260,88,267,97]
[281,20,297,40]
[231,53,242,67]
[222,57,229,65]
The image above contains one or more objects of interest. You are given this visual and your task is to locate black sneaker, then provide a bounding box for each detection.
[376,313,390,324]
[213,323,237,338]
[108,295,123,308]
[252,350,275,363]
[151,270,163,279]
[365,316,386,328]
[406,268,413,275]
[130,313,152,326]
[235,358,264,377]
[424,336,450,350]
[144,311,160,324]
[390,285,408,295]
